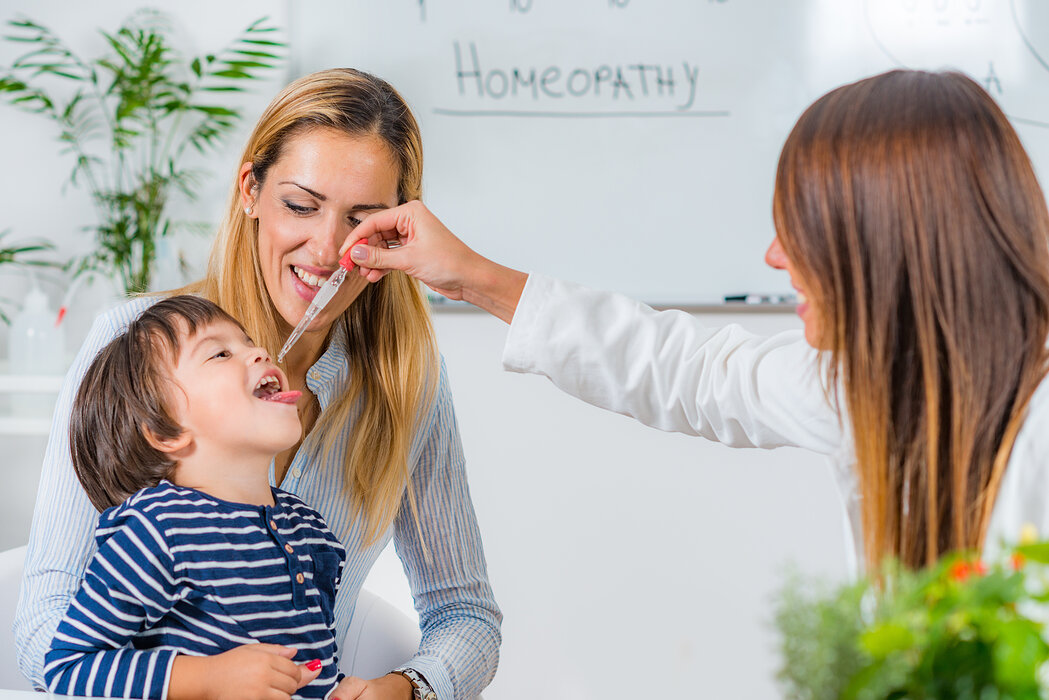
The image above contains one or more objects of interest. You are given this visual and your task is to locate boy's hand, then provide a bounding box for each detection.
[331,672,413,700]
[169,643,323,700]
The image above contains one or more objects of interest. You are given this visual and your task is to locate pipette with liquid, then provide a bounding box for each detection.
[276,248,358,363]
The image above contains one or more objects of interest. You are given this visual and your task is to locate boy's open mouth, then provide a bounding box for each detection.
[252,375,301,405]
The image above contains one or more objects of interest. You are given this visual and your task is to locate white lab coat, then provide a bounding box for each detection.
[502,273,1049,570]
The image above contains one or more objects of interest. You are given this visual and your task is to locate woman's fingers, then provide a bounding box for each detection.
[342,201,421,259]
[339,200,473,298]
[349,240,401,273]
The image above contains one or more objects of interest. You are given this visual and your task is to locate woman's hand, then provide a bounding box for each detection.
[331,672,413,700]
[343,200,528,323]
[168,644,323,700]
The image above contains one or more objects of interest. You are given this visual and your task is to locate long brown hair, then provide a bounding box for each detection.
[179,68,438,543]
[773,70,1049,570]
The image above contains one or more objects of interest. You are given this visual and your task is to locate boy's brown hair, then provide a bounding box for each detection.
[70,295,243,511]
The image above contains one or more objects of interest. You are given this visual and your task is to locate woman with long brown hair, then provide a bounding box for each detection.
[344,68,1049,574]
[17,69,501,700]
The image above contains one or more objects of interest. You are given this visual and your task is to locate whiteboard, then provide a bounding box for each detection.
[291,0,1049,305]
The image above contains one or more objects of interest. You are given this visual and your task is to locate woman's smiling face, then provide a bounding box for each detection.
[240,127,400,335]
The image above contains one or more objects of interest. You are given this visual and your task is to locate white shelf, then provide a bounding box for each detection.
[0,374,64,393]
[0,416,52,436]
[0,365,66,435]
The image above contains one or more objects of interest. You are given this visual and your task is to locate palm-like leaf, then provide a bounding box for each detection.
[0,11,285,295]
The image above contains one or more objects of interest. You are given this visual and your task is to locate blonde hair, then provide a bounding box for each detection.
[179,68,437,543]
[773,70,1049,570]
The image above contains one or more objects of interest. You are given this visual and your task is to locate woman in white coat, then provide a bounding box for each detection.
[339,69,1049,573]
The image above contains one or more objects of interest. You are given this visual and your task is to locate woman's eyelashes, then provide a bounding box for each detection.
[281,199,363,227]
[282,200,315,216]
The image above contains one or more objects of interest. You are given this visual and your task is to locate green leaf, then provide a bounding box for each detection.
[1015,542,1049,563]
[231,49,279,59]
[220,60,272,70]
[244,16,273,30]
[861,622,915,657]
[43,69,81,81]
[210,69,254,80]
[190,104,237,116]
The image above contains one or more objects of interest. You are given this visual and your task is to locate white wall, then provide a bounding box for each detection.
[428,310,849,699]
[0,2,851,698]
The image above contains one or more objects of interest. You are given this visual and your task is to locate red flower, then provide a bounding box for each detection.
[950,561,972,582]
[1012,552,1026,570]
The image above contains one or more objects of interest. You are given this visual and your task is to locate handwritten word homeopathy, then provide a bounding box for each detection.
[452,41,702,112]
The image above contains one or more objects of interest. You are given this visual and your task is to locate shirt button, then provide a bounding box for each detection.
[309,370,320,381]
[269,520,277,530]
[295,572,305,584]
[291,466,302,478]
[285,544,293,554]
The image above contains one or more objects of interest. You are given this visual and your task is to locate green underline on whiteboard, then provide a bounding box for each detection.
[432,108,731,119]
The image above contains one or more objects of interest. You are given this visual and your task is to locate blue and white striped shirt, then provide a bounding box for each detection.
[45,482,346,699]
[17,296,502,700]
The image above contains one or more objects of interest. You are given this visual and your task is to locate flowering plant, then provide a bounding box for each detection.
[775,534,1049,700]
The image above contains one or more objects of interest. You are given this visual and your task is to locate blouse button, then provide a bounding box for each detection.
[295,572,305,584]
[285,544,293,554]
[291,466,302,478]
[269,519,277,530]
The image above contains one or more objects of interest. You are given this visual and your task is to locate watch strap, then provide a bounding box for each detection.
[394,667,437,700]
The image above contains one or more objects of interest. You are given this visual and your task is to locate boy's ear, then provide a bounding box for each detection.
[142,425,192,455]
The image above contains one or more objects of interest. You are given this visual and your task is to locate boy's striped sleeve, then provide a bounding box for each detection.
[44,506,178,699]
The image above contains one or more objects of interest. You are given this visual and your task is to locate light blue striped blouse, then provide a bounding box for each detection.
[15,296,502,700]
[45,482,346,699]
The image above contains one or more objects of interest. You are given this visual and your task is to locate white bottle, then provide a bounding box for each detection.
[8,278,65,418]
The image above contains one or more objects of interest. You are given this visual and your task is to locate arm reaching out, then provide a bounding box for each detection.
[343,200,528,323]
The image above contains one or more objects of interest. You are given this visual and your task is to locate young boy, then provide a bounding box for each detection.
[44,295,347,700]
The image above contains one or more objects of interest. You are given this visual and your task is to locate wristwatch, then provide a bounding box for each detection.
[394,667,437,700]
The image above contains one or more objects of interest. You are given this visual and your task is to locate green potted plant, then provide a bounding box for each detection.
[0,9,285,295]
[775,533,1049,700]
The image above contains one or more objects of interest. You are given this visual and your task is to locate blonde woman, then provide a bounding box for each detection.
[346,69,1049,574]
[16,69,500,700]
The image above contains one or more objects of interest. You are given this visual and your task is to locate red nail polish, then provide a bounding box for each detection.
[305,659,322,671]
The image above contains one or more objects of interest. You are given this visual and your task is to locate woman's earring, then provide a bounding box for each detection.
[244,204,253,216]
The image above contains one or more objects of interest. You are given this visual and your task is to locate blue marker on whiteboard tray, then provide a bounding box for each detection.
[723,293,797,305]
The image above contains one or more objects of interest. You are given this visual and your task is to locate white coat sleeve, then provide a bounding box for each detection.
[502,273,842,454]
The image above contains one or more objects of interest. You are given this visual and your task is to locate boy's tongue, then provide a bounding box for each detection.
[262,390,301,405]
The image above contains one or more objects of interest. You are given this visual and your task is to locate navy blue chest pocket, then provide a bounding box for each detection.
[309,550,343,626]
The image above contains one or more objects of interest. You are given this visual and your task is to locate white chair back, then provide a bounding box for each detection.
[340,589,421,679]
[0,547,30,691]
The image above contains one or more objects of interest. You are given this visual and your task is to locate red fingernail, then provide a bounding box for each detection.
[305,659,322,671]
